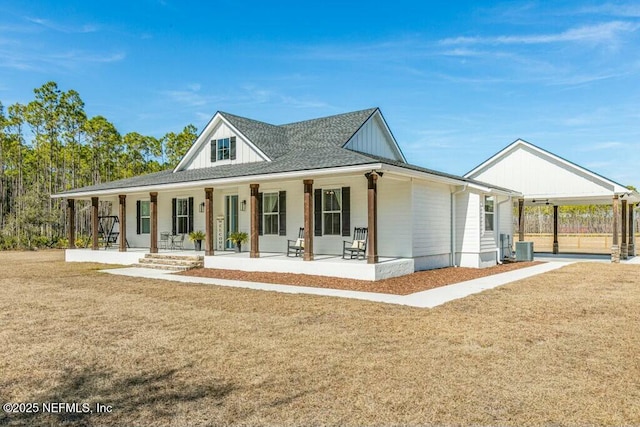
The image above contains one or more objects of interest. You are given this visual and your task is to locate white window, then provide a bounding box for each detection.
[176,198,189,234]
[217,138,230,160]
[323,188,342,235]
[484,195,494,232]
[263,192,279,235]
[140,201,150,234]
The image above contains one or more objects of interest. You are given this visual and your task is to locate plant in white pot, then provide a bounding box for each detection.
[227,231,248,252]
[188,230,206,251]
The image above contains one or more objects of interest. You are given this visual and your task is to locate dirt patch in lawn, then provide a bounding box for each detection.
[179,261,542,295]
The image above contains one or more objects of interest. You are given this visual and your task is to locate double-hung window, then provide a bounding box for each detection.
[263,192,279,235]
[210,137,236,162]
[176,198,189,234]
[323,188,342,235]
[139,201,150,234]
[484,195,494,232]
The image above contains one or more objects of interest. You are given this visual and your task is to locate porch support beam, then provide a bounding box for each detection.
[250,183,260,258]
[621,199,628,260]
[150,192,158,254]
[518,198,525,242]
[612,195,619,263]
[91,197,99,250]
[303,179,314,261]
[205,187,214,256]
[67,199,76,249]
[119,194,127,252]
[552,205,559,254]
[366,172,379,264]
[629,203,635,257]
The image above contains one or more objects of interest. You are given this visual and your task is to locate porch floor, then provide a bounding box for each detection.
[65,248,415,281]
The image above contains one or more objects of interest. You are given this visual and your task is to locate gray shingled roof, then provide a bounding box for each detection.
[56,108,517,196]
[219,108,377,159]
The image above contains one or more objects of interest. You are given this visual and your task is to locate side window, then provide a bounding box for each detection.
[484,195,494,232]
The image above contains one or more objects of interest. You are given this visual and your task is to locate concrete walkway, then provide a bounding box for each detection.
[103,261,570,308]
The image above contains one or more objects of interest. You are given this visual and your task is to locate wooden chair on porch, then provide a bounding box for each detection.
[287,228,305,257]
[342,227,368,260]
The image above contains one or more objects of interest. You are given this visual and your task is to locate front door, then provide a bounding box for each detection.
[225,195,239,250]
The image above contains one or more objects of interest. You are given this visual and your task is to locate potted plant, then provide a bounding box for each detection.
[189,230,206,251]
[227,231,249,252]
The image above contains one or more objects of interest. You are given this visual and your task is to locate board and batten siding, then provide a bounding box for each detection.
[185,121,264,170]
[472,145,612,199]
[344,114,402,161]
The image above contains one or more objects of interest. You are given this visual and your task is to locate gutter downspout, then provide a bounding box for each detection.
[450,184,468,267]
[495,196,512,264]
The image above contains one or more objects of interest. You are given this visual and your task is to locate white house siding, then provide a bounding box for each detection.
[311,176,368,255]
[497,196,513,259]
[411,180,452,270]
[344,114,402,161]
[377,177,413,258]
[184,121,264,170]
[455,191,481,268]
[471,145,612,199]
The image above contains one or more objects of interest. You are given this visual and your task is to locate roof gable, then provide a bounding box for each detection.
[344,109,406,162]
[465,139,632,201]
[174,112,270,172]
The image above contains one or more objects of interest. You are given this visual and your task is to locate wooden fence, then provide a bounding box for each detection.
[524,233,639,254]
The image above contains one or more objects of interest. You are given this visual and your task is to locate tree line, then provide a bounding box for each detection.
[0,81,197,249]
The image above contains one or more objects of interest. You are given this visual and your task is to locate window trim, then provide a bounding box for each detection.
[484,195,495,232]
[217,137,230,161]
[139,200,150,234]
[262,192,280,235]
[176,197,190,234]
[322,188,342,236]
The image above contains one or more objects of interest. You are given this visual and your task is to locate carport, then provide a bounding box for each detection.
[465,139,640,262]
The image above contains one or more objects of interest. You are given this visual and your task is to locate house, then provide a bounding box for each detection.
[54,108,520,280]
[465,139,640,261]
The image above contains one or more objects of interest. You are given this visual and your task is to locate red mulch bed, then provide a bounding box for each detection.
[178,261,542,296]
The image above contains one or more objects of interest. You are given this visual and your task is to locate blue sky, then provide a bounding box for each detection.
[1,1,639,184]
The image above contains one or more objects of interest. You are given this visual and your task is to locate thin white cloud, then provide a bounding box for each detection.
[25,17,99,33]
[440,21,639,45]
[0,48,126,71]
[578,142,623,151]
[578,3,640,17]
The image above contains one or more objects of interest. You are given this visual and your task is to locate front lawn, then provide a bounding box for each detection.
[1,251,638,426]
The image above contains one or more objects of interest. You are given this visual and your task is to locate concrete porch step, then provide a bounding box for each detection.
[135,253,204,271]
[144,253,204,261]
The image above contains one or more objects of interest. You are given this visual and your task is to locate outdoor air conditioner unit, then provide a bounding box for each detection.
[515,241,534,261]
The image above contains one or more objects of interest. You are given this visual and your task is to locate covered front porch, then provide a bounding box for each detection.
[65,247,414,281]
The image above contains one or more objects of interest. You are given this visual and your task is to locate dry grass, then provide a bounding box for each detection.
[1,250,639,426]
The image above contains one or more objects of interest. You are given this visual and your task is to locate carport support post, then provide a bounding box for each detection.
[118,195,127,252]
[629,203,635,257]
[150,192,158,254]
[67,198,76,249]
[250,183,260,258]
[611,195,619,263]
[204,187,214,256]
[552,205,559,254]
[621,199,628,260]
[91,197,99,250]
[303,179,314,261]
[518,198,525,242]
[367,172,379,264]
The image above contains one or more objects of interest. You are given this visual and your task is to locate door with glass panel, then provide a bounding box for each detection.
[225,195,239,250]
